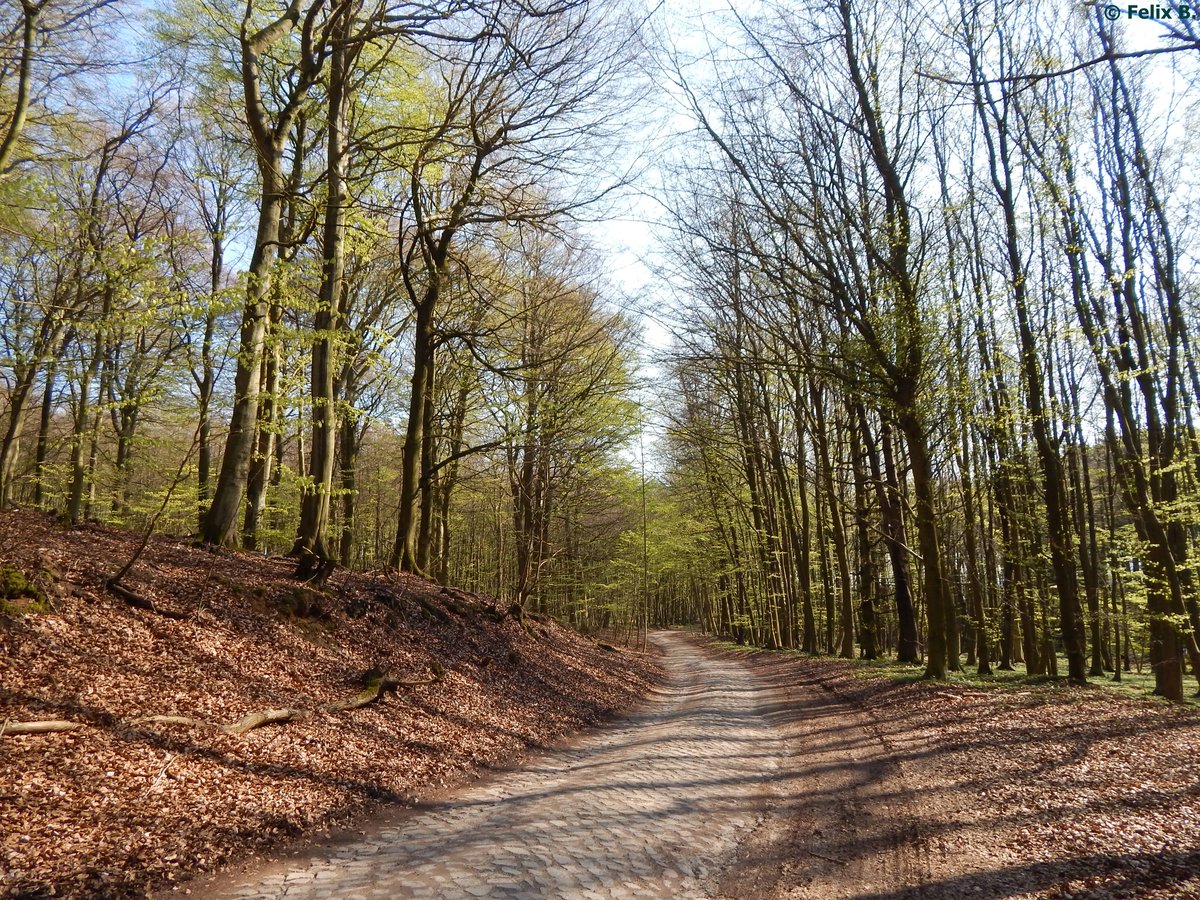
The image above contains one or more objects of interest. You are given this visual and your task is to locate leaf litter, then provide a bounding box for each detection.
[731,648,1200,900]
[0,510,661,898]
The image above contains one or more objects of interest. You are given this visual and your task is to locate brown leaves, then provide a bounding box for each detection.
[0,510,661,899]
[743,651,1200,899]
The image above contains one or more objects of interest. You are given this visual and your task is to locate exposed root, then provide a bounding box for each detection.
[292,546,336,589]
[437,587,475,618]
[224,707,306,735]
[413,594,451,624]
[127,710,307,734]
[129,715,210,729]
[504,603,536,637]
[322,672,441,714]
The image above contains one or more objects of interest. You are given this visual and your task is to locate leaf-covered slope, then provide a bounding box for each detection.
[0,510,661,899]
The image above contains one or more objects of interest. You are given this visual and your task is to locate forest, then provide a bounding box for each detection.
[3,0,1200,705]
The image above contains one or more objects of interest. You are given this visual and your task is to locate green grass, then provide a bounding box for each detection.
[709,637,1200,708]
[862,653,1200,708]
[710,640,767,655]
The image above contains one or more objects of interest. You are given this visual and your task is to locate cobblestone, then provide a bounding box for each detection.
[218,632,783,899]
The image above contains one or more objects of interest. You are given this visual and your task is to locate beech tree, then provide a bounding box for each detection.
[5,0,1200,707]
[647,0,1200,702]
[0,0,121,182]
[385,0,635,574]
[664,0,956,675]
[198,0,334,547]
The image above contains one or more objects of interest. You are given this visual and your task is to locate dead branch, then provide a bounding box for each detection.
[0,719,85,736]
[5,664,446,739]
[106,578,189,620]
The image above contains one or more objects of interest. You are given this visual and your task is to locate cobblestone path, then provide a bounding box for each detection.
[216,631,786,899]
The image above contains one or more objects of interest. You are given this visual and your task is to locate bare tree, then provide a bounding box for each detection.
[385,0,636,573]
[665,0,956,675]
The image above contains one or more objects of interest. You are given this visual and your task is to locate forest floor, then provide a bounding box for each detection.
[717,642,1200,899]
[167,633,1200,900]
[3,508,1199,899]
[0,509,662,899]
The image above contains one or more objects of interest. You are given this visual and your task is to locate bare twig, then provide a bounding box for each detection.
[141,753,177,797]
[917,42,1200,87]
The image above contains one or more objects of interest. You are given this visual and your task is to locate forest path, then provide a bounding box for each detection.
[195,632,918,899]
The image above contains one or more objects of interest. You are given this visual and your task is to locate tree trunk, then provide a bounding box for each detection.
[898,408,950,679]
[242,305,282,551]
[68,299,108,525]
[201,1,321,545]
[392,297,435,573]
[202,160,285,546]
[293,18,353,573]
[851,410,877,660]
[3,314,67,508]
[968,47,1087,685]
[33,354,58,509]
[872,419,920,664]
[795,420,818,654]
[416,364,438,574]
[338,402,361,568]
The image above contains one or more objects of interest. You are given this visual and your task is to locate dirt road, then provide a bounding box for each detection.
[195,632,923,899]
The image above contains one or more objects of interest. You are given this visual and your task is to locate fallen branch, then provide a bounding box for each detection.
[106,578,188,620]
[6,665,446,739]
[141,753,177,798]
[0,719,85,736]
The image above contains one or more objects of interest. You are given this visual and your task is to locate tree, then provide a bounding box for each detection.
[387,0,635,573]
[199,0,333,546]
[665,0,955,676]
[0,0,120,183]
[957,0,1087,684]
